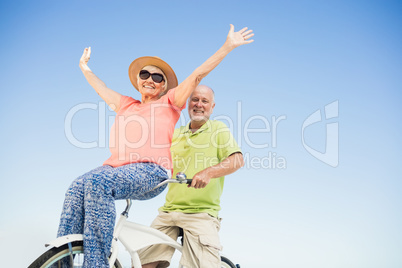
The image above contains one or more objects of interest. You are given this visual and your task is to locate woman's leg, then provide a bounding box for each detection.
[56,163,168,267]
[111,162,169,200]
[81,162,168,267]
[54,166,113,268]
[57,165,111,238]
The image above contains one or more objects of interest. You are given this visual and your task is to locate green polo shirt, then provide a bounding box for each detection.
[160,120,241,217]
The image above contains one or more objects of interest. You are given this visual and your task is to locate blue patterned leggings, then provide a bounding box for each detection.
[56,162,168,268]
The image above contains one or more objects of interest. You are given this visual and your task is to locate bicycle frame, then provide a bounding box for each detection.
[110,199,183,268]
[45,199,183,268]
[40,176,236,268]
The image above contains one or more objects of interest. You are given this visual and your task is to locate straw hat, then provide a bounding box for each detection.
[128,56,178,91]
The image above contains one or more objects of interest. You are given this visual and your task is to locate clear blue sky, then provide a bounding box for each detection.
[1,0,401,267]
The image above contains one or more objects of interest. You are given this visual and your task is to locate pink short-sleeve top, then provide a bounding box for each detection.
[103,88,184,172]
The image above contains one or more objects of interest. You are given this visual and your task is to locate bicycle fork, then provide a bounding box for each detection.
[109,212,128,267]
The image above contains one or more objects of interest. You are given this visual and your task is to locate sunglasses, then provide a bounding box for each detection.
[139,70,165,83]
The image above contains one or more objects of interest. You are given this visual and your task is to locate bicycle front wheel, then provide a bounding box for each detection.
[221,255,238,268]
[28,241,122,268]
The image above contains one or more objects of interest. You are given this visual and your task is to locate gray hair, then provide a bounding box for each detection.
[189,85,215,102]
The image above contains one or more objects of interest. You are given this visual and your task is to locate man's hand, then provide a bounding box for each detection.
[188,152,244,189]
[189,169,212,189]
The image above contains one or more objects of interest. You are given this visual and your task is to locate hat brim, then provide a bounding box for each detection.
[128,56,178,92]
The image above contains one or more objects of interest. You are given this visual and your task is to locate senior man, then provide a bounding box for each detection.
[140,84,244,268]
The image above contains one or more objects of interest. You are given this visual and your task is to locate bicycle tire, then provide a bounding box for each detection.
[221,255,238,268]
[28,240,122,268]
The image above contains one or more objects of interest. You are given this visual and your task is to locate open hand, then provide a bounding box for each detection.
[226,24,254,49]
[79,47,91,67]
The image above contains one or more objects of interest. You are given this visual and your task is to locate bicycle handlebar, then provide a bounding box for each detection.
[152,172,192,190]
[122,173,192,217]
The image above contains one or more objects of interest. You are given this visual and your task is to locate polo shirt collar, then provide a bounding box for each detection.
[184,120,212,135]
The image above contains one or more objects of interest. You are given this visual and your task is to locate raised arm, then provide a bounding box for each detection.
[174,24,254,107]
[79,47,122,112]
[189,152,245,189]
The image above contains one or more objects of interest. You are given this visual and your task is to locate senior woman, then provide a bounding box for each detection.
[56,24,254,267]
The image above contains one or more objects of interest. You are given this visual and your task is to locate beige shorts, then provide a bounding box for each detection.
[138,211,222,268]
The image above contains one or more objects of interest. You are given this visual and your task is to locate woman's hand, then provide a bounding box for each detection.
[225,24,254,50]
[79,47,91,69]
[173,24,254,108]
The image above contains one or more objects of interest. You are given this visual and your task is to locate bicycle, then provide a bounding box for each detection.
[28,173,240,268]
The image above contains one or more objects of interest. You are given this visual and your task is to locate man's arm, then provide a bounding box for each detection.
[190,152,244,189]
